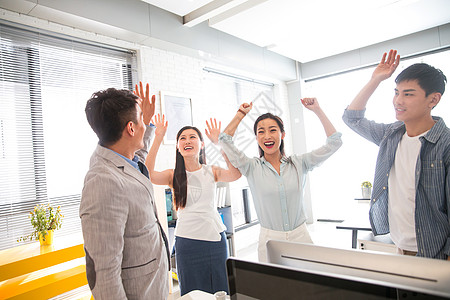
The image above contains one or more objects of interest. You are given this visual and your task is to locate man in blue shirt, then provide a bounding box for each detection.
[343,49,449,260]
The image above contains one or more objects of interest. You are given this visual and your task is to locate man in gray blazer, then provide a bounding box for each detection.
[80,83,169,299]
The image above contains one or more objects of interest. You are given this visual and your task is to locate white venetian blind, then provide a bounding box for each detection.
[0,22,137,250]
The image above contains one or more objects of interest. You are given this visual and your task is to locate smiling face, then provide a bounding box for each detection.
[176,128,204,159]
[393,80,439,124]
[256,118,285,157]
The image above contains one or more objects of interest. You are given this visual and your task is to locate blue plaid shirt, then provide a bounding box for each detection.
[343,109,450,260]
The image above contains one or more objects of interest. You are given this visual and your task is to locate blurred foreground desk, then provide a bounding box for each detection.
[336,221,372,249]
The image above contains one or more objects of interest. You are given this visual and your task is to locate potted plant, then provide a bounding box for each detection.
[361,181,372,199]
[18,203,63,246]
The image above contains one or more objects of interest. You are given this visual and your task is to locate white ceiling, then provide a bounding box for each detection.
[142,0,450,63]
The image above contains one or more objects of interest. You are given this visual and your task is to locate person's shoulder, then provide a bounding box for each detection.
[238,156,264,170]
[85,165,122,185]
[254,156,267,164]
[440,119,450,135]
[84,156,125,188]
[432,119,450,161]
[441,130,450,163]
[431,117,450,139]
[380,121,405,137]
[287,153,302,165]
[439,125,450,148]
[88,153,119,173]
[389,120,404,128]
[441,125,450,137]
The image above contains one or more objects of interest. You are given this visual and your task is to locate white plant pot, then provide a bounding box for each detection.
[361,187,372,199]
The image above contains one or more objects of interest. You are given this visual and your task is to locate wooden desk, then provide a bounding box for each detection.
[336,221,372,249]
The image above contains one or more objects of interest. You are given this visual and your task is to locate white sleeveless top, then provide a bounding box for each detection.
[174,165,226,241]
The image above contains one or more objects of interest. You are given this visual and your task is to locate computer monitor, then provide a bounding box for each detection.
[228,257,399,299]
[253,240,450,299]
[227,257,450,299]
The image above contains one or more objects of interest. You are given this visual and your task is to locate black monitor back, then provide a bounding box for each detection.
[227,257,449,300]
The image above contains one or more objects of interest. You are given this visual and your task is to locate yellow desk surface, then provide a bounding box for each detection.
[0,233,85,282]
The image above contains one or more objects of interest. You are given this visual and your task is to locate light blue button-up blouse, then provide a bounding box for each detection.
[219,132,343,231]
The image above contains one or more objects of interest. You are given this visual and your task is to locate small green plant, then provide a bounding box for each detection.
[17,203,63,242]
[361,181,372,188]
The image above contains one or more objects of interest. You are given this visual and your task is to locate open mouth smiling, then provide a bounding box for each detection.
[264,141,275,148]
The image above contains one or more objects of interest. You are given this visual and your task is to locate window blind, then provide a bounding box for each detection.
[0,22,137,250]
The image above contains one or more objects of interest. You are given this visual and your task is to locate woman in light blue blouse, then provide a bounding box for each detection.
[217,98,343,262]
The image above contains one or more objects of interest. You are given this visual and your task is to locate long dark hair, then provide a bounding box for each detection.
[254,113,299,188]
[253,113,286,158]
[172,126,206,210]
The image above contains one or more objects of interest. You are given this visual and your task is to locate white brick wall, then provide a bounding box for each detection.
[1,7,292,214]
[137,44,290,238]
[138,46,290,173]
[0,8,291,168]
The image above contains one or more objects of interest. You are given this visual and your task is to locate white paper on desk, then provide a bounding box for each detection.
[179,289,217,299]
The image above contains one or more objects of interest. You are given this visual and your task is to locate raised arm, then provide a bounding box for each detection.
[205,118,221,145]
[301,98,336,137]
[134,82,156,162]
[223,103,253,137]
[213,153,242,182]
[347,49,400,110]
[145,114,173,186]
[205,118,241,182]
[134,81,155,125]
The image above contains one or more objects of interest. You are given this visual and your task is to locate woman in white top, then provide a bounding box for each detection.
[145,114,241,296]
[217,98,343,262]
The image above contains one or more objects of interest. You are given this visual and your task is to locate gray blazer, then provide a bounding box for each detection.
[80,127,169,299]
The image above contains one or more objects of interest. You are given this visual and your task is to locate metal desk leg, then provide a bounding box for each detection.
[351,229,357,249]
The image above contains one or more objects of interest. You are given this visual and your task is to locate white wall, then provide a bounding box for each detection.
[137,45,288,239]
[0,0,297,81]
[0,0,292,179]
[138,45,290,175]
[300,23,450,81]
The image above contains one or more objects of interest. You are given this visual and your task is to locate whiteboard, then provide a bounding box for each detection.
[160,91,193,144]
